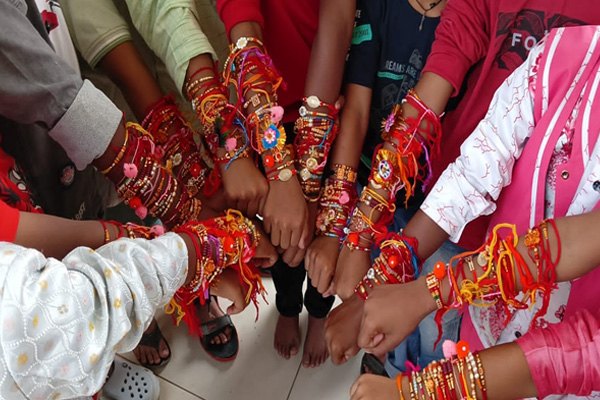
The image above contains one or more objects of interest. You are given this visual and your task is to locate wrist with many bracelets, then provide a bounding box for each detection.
[141,94,216,197]
[425,219,561,346]
[396,340,488,400]
[354,232,422,300]
[294,95,341,201]
[315,164,358,238]
[101,123,202,228]
[166,210,265,337]
[186,68,251,171]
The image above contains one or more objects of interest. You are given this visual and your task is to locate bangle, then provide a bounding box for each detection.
[100,128,129,175]
[396,375,405,400]
[99,220,111,244]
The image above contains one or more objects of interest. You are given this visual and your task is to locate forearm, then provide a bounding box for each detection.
[304,0,355,104]
[397,342,536,400]
[416,209,600,316]
[99,41,163,121]
[13,212,105,259]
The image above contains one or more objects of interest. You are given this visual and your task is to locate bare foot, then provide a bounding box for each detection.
[301,315,329,368]
[274,315,300,360]
[197,298,232,345]
[133,318,170,366]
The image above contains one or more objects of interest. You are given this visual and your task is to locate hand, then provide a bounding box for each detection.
[261,177,308,249]
[350,375,398,400]
[254,222,278,268]
[219,157,269,217]
[210,268,251,314]
[333,246,372,300]
[325,295,363,365]
[357,277,436,355]
[305,236,341,295]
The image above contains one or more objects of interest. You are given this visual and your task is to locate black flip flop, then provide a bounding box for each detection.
[360,353,389,377]
[135,321,171,370]
[200,314,239,361]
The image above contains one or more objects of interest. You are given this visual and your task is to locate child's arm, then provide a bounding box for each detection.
[306,83,373,294]
[334,0,492,298]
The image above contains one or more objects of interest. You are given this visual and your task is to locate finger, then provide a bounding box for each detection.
[257,195,266,217]
[226,296,246,315]
[317,265,334,294]
[247,198,259,218]
[289,247,306,267]
[270,226,281,247]
[235,199,248,215]
[304,248,313,276]
[363,334,398,356]
[357,313,379,349]
[322,283,336,298]
[350,376,363,397]
[279,226,291,249]
[297,218,310,249]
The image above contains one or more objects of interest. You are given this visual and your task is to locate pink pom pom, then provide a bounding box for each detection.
[150,225,166,236]
[135,205,148,220]
[123,163,138,178]
[339,191,350,205]
[225,137,237,152]
[442,340,457,359]
[269,106,284,123]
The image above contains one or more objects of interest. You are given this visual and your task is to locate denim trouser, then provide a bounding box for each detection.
[374,206,463,376]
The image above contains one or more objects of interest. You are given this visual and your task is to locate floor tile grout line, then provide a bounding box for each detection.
[157,374,208,400]
[285,361,303,400]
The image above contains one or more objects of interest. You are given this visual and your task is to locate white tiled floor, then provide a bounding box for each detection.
[121,277,362,400]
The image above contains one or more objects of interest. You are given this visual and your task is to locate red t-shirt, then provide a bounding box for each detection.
[423,0,599,249]
[0,135,43,242]
[217,0,319,123]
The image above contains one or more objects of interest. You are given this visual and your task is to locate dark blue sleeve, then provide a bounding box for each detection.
[344,0,380,89]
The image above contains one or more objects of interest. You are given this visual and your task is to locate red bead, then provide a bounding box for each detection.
[434,261,447,279]
[129,197,142,209]
[456,340,470,359]
[388,255,398,268]
[264,155,275,168]
[224,236,236,252]
[348,233,359,246]
[190,163,201,178]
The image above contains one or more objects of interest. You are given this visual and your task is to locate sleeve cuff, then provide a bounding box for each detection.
[217,0,264,39]
[423,52,471,98]
[48,80,122,170]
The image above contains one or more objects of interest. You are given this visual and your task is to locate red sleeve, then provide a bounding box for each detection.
[0,199,19,243]
[422,0,491,97]
[216,0,264,39]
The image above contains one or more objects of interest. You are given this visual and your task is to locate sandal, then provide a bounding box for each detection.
[102,360,160,400]
[199,297,239,361]
[360,353,389,377]
[134,320,171,370]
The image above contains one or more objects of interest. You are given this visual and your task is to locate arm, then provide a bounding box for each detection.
[0,0,122,170]
[0,234,191,399]
[98,41,164,121]
[307,83,373,293]
[359,208,600,354]
[124,0,218,93]
[343,0,490,257]
[351,341,536,400]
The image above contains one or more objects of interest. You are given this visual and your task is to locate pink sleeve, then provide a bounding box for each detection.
[516,309,600,398]
[422,0,490,97]
[216,0,264,39]
[0,199,19,242]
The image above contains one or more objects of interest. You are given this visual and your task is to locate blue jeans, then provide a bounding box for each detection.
[376,206,463,376]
